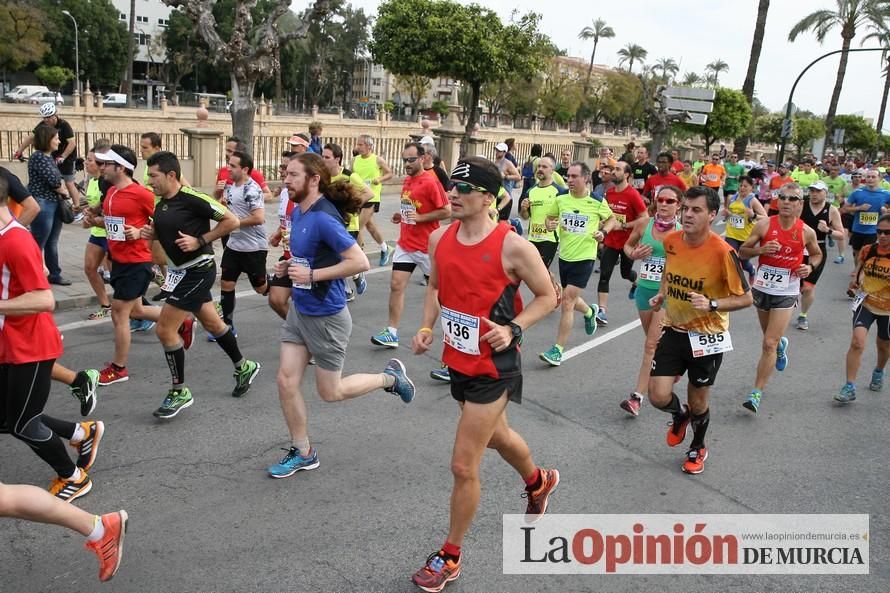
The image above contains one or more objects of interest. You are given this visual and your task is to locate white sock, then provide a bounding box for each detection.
[86,515,105,542]
[71,423,86,443]
[70,467,83,482]
[387,326,398,337]
[380,242,388,252]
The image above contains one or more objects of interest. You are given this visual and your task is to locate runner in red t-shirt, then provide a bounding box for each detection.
[597,161,649,324]
[371,142,450,348]
[642,153,687,204]
[0,178,100,502]
[214,137,271,202]
[90,147,162,386]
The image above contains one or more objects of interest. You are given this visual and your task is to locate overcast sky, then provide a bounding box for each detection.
[349,0,889,129]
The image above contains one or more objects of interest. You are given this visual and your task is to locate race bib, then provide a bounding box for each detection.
[440,306,480,355]
[859,212,879,225]
[754,264,791,291]
[290,256,312,290]
[613,213,627,225]
[640,256,665,282]
[104,215,126,241]
[560,212,589,234]
[529,222,550,241]
[707,173,718,182]
[400,198,417,225]
[851,291,866,313]
[728,214,746,229]
[161,268,186,292]
[688,331,733,358]
[632,178,645,189]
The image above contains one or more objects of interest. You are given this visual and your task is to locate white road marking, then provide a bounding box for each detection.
[561,319,642,361]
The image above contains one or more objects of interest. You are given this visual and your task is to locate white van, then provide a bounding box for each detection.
[4,85,50,103]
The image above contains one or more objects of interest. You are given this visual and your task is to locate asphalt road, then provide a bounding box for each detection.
[2,208,888,593]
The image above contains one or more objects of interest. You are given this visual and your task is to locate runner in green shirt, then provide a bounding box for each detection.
[519,156,566,267]
[722,153,745,197]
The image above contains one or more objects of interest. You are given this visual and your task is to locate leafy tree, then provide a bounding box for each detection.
[789,0,890,148]
[577,18,614,91]
[35,65,75,91]
[616,43,647,73]
[705,59,730,87]
[734,0,771,156]
[677,87,752,152]
[681,72,702,87]
[752,113,784,150]
[0,2,49,82]
[394,74,431,116]
[537,64,582,126]
[599,71,644,128]
[833,113,879,155]
[430,99,449,119]
[791,116,826,157]
[502,76,539,121]
[862,25,890,133]
[877,133,890,154]
[652,57,679,84]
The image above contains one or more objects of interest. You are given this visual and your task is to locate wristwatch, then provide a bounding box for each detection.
[508,321,523,345]
[709,298,719,312]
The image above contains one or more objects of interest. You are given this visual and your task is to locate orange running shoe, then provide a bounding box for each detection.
[411,550,461,592]
[71,420,104,472]
[523,468,560,523]
[85,510,129,582]
[682,447,708,475]
[48,471,92,502]
[665,404,690,447]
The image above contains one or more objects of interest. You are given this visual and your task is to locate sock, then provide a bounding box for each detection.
[584,307,593,319]
[380,242,388,252]
[111,362,125,372]
[86,515,105,542]
[554,344,564,353]
[656,392,683,416]
[164,344,186,387]
[799,312,807,318]
[382,373,395,389]
[632,391,645,401]
[387,326,398,337]
[689,408,710,449]
[293,436,310,454]
[213,327,244,366]
[70,467,83,482]
[71,423,86,442]
[874,368,884,375]
[523,468,542,489]
[220,290,236,327]
[441,541,461,560]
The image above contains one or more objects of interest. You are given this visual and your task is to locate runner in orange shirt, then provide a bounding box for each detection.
[698,153,726,191]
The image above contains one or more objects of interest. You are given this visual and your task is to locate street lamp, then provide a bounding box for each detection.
[61,10,80,96]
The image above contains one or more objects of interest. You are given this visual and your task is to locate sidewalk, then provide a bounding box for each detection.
[49,189,404,312]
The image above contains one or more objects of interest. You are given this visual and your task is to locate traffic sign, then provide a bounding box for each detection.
[664,86,716,101]
[663,97,714,113]
[666,110,708,125]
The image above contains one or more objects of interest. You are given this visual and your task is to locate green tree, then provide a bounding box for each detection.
[371,0,551,150]
[734,0,771,156]
[877,133,890,154]
[394,74,431,117]
[705,59,730,87]
[35,65,75,91]
[430,99,449,119]
[833,113,879,155]
[0,2,49,83]
[788,0,890,148]
[791,116,827,157]
[577,18,614,91]
[599,71,644,128]
[677,87,752,152]
[681,72,702,87]
[537,64,583,126]
[652,57,679,84]
[751,113,783,147]
[616,43,647,73]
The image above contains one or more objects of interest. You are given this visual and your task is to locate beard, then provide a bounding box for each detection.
[288,178,309,203]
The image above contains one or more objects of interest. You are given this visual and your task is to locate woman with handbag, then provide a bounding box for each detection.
[28,123,73,285]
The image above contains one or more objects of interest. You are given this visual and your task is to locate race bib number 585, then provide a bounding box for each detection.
[688,331,733,357]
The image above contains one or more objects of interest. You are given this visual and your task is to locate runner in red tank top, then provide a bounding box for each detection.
[410,157,558,592]
[740,181,822,413]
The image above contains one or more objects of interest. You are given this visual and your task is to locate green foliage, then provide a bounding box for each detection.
[751,113,783,146]
[382,100,394,113]
[791,116,826,156]
[833,113,879,154]
[878,133,890,155]
[394,74,431,113]
[430,100,449,118]
[596,71,644,127]
[537,65,583,126]
[676,87,752,151]
[0,2,49,74]
[35,65,74,90]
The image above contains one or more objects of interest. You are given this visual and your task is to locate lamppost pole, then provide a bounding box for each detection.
[61,10,80,96]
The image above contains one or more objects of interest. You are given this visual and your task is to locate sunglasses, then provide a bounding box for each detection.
[656,197,678,204]
[878,229,890,235]
[778,195,802,202]
[402,156,420,163]
[452,182,488,194]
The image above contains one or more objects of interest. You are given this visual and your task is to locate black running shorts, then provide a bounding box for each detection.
[651,327,723,387]
[449,368,522,405]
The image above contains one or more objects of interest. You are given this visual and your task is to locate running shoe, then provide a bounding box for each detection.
[523,468,560,522]
[509,217,524,236]
[130,319,156,332]
[207,325,237,342]
[628,283,637,300]
[383,358,415,403]
[584,304,599,336]
[232,360,261,398]
[98,364,128,386]
[267,446,319,478]
[49,471,92,502]
[539,345,562,367]
[682,447,708,475]
[88,306,111,320]
[153,387,194,419]
[796,315,809,331]
[666,404,690,447]
[420,276,429,286]
[151,290,170,302]
[834,255,845,264]
[152,266,165,286]
[430,366,451,382]
[355,272,368,295]
[595,308,608,326]
[835,383,857,403]
[619,393,643,417]
[70,369,99,416]
[775,336,789,371]
[102,272,111,284]
[379,244,395,267]
[71,420,104,472]
[345,289,355,303]
[870,369,884,392]
[828,235,835,248]
[411,551,462,593]
[847,288,857,298]
[371,329,399,348]
[178,317,195,350]
[73,212,85,223]
[743,389,762,413]
[85,510,128,582]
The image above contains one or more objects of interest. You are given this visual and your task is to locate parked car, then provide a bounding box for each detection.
[4,85,50,103]
[103,93,128,108]
[27,91,64,105]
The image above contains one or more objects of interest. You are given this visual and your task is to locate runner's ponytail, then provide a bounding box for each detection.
[325,179,363,225]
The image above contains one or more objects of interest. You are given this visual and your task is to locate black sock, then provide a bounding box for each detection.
[656,392,683,416]
[220,290,236,327]
[690,409,710,449]
[111,362,125,372]
[141,296,150,306]
[164,345,186,386]
[213,327,243,366]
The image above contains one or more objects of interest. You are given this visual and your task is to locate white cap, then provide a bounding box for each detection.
[419,135,435,146]
[94,149,135,171]
[495,142,508,152]
[808,180,828,191]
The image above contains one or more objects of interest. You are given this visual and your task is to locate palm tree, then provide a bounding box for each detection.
[617,43,647,73]
[862,26,890,133]
[735,0,771,156]
[681,71,703,87]
[653,57,679,83]
[578,18,615,91]
[704,72,719,88]
[705,59,730,87]
[789,0,890,147]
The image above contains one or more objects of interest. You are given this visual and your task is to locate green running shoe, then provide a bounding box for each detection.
[539,345,562,367]
[232,360,261,397]
[584,304,599,336]
[153,388,194,419]
[70,369,99,416]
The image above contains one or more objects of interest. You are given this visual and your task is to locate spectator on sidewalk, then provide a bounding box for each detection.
[28,124,72,285]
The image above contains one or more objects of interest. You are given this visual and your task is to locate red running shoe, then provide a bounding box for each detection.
[85,510,129,582]
[666,404,690,447]
[411,550,461,592]
[682,447,708,475]
[98,364,128,386]
[179,316,195,350]
[523,468,560,523]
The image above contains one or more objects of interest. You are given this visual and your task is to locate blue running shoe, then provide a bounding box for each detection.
[355,272,368,295]
[628,283,637,300]
[383,358,415,403]
[835,383,857,403]
[430,366,451,382]
[595,308,608,326]
[379,244,395,267]
[834,255,845,264]
[539,345,562,367]
[775,336,789,371]
[267,447,319,478]
[743,390,762,413]
[130,319,155,332]
[869,369,884,392]
[584,304,598,336]
[371,328,399,348]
